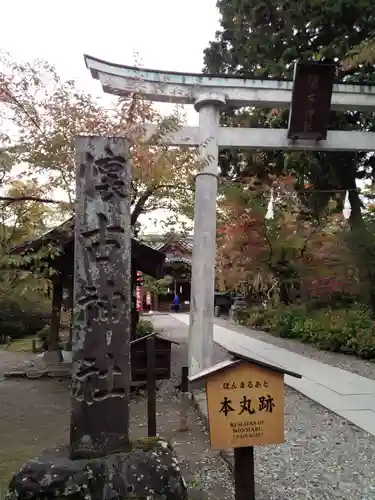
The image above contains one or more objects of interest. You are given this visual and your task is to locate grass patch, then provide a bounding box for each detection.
[0,337,36,353]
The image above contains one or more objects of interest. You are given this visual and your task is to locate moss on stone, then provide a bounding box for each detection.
[131,436,172,452]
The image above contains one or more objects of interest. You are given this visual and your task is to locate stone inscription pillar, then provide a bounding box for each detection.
[188,93,226,377]
[70,136,131,459]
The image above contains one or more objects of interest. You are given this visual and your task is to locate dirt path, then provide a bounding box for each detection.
[0,379,70,482]
[0,350,33,378]
[0,349,70,486]
[0,318,233,499]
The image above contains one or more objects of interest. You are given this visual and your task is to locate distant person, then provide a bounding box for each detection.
[146,292,152,313]
[172,294,180,312]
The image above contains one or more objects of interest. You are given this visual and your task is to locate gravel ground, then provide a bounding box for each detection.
[134,314,234,500]
[216,387,375,499]
[214,316,375,381]
[159,314,375,499]
[2,314,374,499]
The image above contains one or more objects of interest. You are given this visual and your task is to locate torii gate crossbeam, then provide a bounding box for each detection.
[85,55,375,111]
[84,54,375,377]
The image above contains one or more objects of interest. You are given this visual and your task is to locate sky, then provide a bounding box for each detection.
[0,0,220,125]
[0,0,221,232]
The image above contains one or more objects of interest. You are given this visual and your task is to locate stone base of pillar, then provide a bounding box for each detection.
[7,440,188,500]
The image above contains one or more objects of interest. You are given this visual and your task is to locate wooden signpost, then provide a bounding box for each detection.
[189,354,301,500]
[130,332,178,437]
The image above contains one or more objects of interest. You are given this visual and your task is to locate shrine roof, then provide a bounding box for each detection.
[130,331,179,346]
[141,232,193,253]
[189,353,302,383]
[9,217,166,278]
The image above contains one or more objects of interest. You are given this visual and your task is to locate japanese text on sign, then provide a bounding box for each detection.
[206,362,285,449]
[219,394,275,416]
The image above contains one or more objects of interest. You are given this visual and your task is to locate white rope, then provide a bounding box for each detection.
[266,188,274,220]
[343,191,351,220]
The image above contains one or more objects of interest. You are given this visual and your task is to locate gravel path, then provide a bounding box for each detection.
[159,314,375,499]
[220,387,375,499]
[136,314,234,500]
[214,317,375,380]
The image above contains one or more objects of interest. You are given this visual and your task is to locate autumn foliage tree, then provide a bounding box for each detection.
[0,52,197,343]
[217,176,359,305]
[0,51,196,237]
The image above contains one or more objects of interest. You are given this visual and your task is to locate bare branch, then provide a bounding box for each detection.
[0,195,63,204]
[131,186,157,226]
[130,183,194,226]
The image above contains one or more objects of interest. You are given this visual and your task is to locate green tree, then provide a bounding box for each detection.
[204,0,375,309]
[204,0,375,225]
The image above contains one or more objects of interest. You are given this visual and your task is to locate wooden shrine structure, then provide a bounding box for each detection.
[9,216,166,359]
[148,233,192,312]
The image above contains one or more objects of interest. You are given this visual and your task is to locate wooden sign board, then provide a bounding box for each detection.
[130,333,177,382]
[206,361,284,449]
[287,61,336,141]
[190,354,301,500]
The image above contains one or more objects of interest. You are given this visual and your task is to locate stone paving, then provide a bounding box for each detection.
[169,313,375,499]
[172,313,375,437]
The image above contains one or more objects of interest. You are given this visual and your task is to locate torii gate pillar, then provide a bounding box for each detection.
[189,93,226,377]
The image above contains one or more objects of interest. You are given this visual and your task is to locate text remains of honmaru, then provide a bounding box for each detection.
[208,361,284,449]
[189,355,301,451]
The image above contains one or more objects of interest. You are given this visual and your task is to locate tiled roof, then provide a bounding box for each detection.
[141,233,193,252]
[165,256,192,266]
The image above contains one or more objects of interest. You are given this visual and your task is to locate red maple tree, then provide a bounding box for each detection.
[216,176,359,303]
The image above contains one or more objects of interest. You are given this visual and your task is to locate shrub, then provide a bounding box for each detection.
[348,329,375,359]
[271,305,307,339]
[37,325,50,342]
[233,302,375,360]
[0,295,51,339]
[36,325,50,350]
[233,306,252,325]
[18,297,51,334]
[136,319,154,338]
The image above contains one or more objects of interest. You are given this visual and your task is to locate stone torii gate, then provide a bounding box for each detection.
[84,54,375,377]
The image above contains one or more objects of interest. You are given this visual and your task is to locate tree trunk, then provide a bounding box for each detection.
[49,279,63,351]
[131,266,138,341]
[348,188,363,229]
[67,308,73,351]
[340,168,375,311]
[154,293,159,311]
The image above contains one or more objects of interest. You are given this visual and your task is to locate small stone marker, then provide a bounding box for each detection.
[189,354,301,500]
[70,136,132,459]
